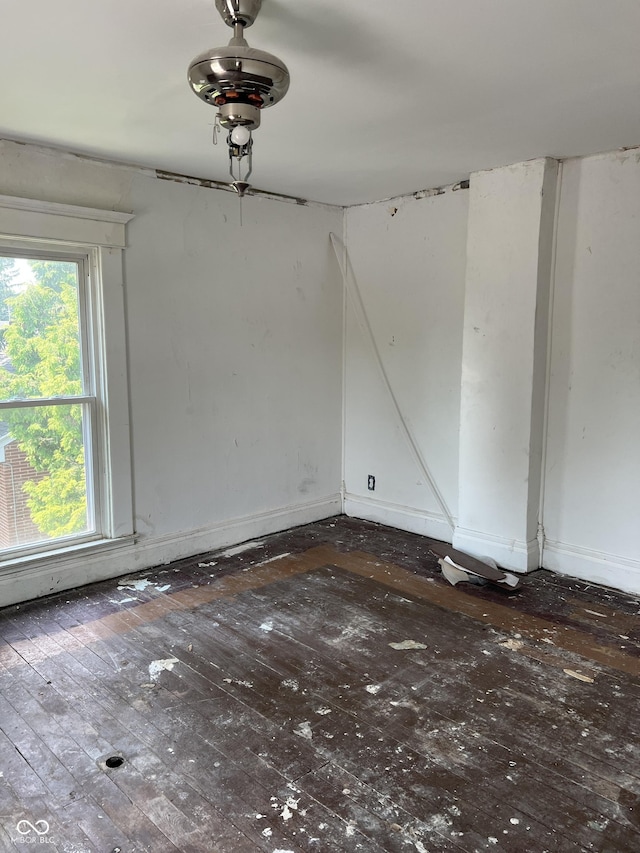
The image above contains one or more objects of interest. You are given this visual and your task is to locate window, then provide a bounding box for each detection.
[0,195,134,563]
[0,252,94,551]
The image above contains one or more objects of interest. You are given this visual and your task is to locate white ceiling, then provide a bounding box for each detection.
[1,0,640,206]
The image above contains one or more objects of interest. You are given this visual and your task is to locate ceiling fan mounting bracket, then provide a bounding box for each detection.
[215,0,263,29]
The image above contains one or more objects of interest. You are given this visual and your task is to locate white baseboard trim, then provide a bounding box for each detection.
[344,493,455,543]
[453,526,540,573]
[0,493,342,608]
[543,539,640,596]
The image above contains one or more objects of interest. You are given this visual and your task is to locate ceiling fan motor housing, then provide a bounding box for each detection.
[188,44,289,130]
[188,0,289,131]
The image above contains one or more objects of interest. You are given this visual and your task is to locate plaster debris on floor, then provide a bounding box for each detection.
[223,677,254,688]
[389,639,428,650]
[499,638,525,651]
[431,543,522,591]
[564,668,596,683]
[148,657,179,681]
[255,552,292,566]
[117,577,171,593]
[219,540,264,558]
[293,721,313,740]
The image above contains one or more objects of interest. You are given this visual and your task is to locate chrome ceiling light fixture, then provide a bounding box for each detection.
[187,0,290,197]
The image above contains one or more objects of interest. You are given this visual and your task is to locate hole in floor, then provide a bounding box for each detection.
[105,755,124,769]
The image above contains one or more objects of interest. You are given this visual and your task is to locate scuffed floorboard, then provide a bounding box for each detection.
[0,516,638,851]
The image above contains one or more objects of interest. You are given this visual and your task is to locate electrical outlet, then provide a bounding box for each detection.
[367,475,375,491]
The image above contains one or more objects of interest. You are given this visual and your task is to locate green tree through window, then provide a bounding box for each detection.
[0,259,88,539]
[0,256,18,323]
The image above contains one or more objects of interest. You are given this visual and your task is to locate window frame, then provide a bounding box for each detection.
[0,195,134,565]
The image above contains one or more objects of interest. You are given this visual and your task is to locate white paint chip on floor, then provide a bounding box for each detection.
[148,657,179,681]
[281,797,300,821]
[255,552,291,567]
[499,638,524,651]
[118,578,171,594]
[389,640,428,650]
[220,540,265,558]
[294,721,313,740]
[564,668,595,683]
[118,578,153,592]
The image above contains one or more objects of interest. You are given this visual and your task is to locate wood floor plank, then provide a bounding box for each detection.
[0,692,78,804]
[8,624,312,849]
[340,549,640,677]
[1,516,638,851]
[302,760,519,853]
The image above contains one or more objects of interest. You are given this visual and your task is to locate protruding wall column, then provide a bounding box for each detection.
[453,158,558,571]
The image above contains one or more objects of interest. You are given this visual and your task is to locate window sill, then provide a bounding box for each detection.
[0,534,137,575]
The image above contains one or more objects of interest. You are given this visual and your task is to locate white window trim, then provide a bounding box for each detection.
[0,194,135,562]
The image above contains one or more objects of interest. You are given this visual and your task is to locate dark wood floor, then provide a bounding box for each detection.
[0,517,639,852]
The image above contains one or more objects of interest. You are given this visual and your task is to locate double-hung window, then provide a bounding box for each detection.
[0,195,134,563]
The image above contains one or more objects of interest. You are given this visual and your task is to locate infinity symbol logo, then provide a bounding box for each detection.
[16,819,50,836]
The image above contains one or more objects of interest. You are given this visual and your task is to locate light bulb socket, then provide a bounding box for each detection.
[218,101,261,130]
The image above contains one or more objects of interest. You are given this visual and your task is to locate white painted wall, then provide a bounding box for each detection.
[455,159,558,572]
[343,188,469,541]
[1,139,638,603]
[124,176,342,536]
[342,152,640,595]
[542,150,640,593]
[0,141,343,605]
